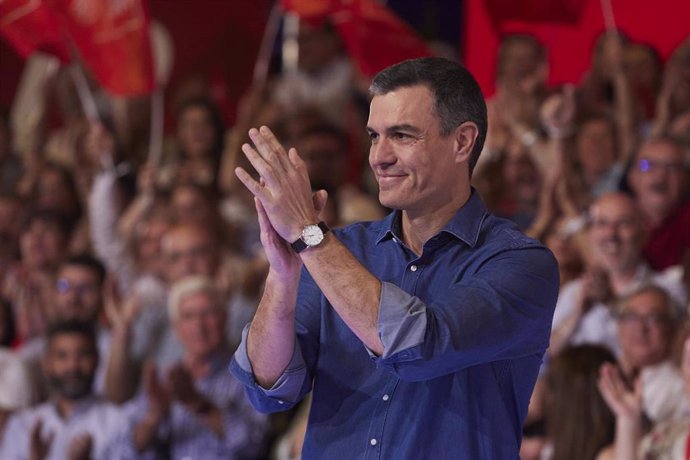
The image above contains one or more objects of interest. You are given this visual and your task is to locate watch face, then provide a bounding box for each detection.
[302,224,324,246]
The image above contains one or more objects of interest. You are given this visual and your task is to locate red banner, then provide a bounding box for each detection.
[281,0,432,77]
[0,0,69,62]
[49,0,155,96]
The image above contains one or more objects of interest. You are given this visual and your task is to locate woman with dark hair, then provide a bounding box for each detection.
[160,97,226,190]
[543,345,617,460]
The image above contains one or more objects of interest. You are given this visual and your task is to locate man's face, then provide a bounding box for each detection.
[163,226,216,283]
[576,119,617,180]
[617,290,673,368]
[367,85,461,214]
[44,333,97,400]
[173,291,224,359]
[629,140,686,219]
[19,219,66,270]
[54,265,102,323]
[588,194,643,274]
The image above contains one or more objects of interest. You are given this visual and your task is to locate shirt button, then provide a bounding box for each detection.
[382,394,390,401]
[410,265,418,272]
[370,438,378,446]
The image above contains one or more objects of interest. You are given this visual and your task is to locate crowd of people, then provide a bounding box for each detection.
[0,18,688,460]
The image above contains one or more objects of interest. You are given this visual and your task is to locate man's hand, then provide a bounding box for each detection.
[235,126,319,243]
[143,363,171,422]
[29,419,53,460]
[167,364,203,409]
[103,276,141,336]
[580,266,613,310]
[67,434,92,460]
[597,362,642,420]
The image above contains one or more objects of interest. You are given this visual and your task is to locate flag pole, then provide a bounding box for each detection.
[600,0,617,31]
[69,63,100,124]
[147,87,164,167]
[253,3,283,84]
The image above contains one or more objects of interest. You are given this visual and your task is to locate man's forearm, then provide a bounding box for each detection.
[247,270,300,388]
[301,233,384,355]
[104,327,139,403]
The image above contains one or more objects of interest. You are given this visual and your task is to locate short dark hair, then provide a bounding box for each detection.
[20,208,73,238]
[60,254,107,286]
[46,320,98,354]
[369,57,488,175]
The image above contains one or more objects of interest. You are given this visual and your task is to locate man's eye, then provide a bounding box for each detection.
[393,132,411,141]
[368,132,379,143]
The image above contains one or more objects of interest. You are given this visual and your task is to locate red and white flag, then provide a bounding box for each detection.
[48,0,155,96]
[0,0,70,62]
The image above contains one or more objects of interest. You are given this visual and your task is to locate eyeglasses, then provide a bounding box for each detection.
[55,278,99,296]
[637,159,683,173]
[617,312,670,327]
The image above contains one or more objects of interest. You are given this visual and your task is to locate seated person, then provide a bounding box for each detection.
[0,321,128,459]
[19,255,110,398]
[550,192,686,357]
[615,284,685,423]
[121,276,267,459]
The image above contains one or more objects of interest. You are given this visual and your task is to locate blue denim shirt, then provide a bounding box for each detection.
[231,191,559,459]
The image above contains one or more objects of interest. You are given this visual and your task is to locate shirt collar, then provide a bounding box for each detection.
[375,189,488,248]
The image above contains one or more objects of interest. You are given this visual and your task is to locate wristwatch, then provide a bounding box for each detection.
[291,222,330,253]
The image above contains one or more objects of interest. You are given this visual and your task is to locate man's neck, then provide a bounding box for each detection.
[54,396,82,420]
[609,264,640,294]
[401,188,471,256]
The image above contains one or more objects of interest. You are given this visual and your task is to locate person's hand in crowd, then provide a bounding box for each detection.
[167,364,206,411]
[143,363,171,422]
[600,33,627,80]
[597,362,642,420]
[84,123,116,170]
[579,266,613,313]
[67,433,92,460]
[3,267,54,339]
[136,161,157,196]
[540,85,576,141]
[103,275,141,336]
[29,419,54,460]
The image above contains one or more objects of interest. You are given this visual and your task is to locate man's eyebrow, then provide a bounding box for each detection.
[366,124,422,135]
[386,124,422,135]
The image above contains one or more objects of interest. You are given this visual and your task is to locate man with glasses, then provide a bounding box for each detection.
[629,136,690,271]
[615,284,686,423]
[18,255,111,398]
[550,192,686,358]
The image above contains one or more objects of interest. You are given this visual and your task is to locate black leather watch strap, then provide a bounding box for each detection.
[291,221,330,253]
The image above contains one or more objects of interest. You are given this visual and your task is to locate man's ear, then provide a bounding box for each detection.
[453,121,479,165]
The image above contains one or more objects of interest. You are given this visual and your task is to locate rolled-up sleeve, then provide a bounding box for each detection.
[230,324,309,412]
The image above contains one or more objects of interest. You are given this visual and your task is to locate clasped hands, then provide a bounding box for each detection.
[235,127,327,277]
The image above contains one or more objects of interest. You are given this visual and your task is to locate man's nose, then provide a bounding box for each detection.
[370,137,395,168]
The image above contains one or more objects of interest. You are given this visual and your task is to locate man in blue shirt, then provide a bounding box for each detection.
[231,57,559,459]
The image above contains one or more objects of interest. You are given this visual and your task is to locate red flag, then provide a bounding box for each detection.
[280,0,336,26]
[281,0,432,78]
[485,0,584,28]
[0,0,69,62]
[49,0,155,96]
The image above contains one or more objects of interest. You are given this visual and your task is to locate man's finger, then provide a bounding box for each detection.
[235,167,267,200]
[248,128,288,173]
[258,126,293,171]
[241,142,278,184]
